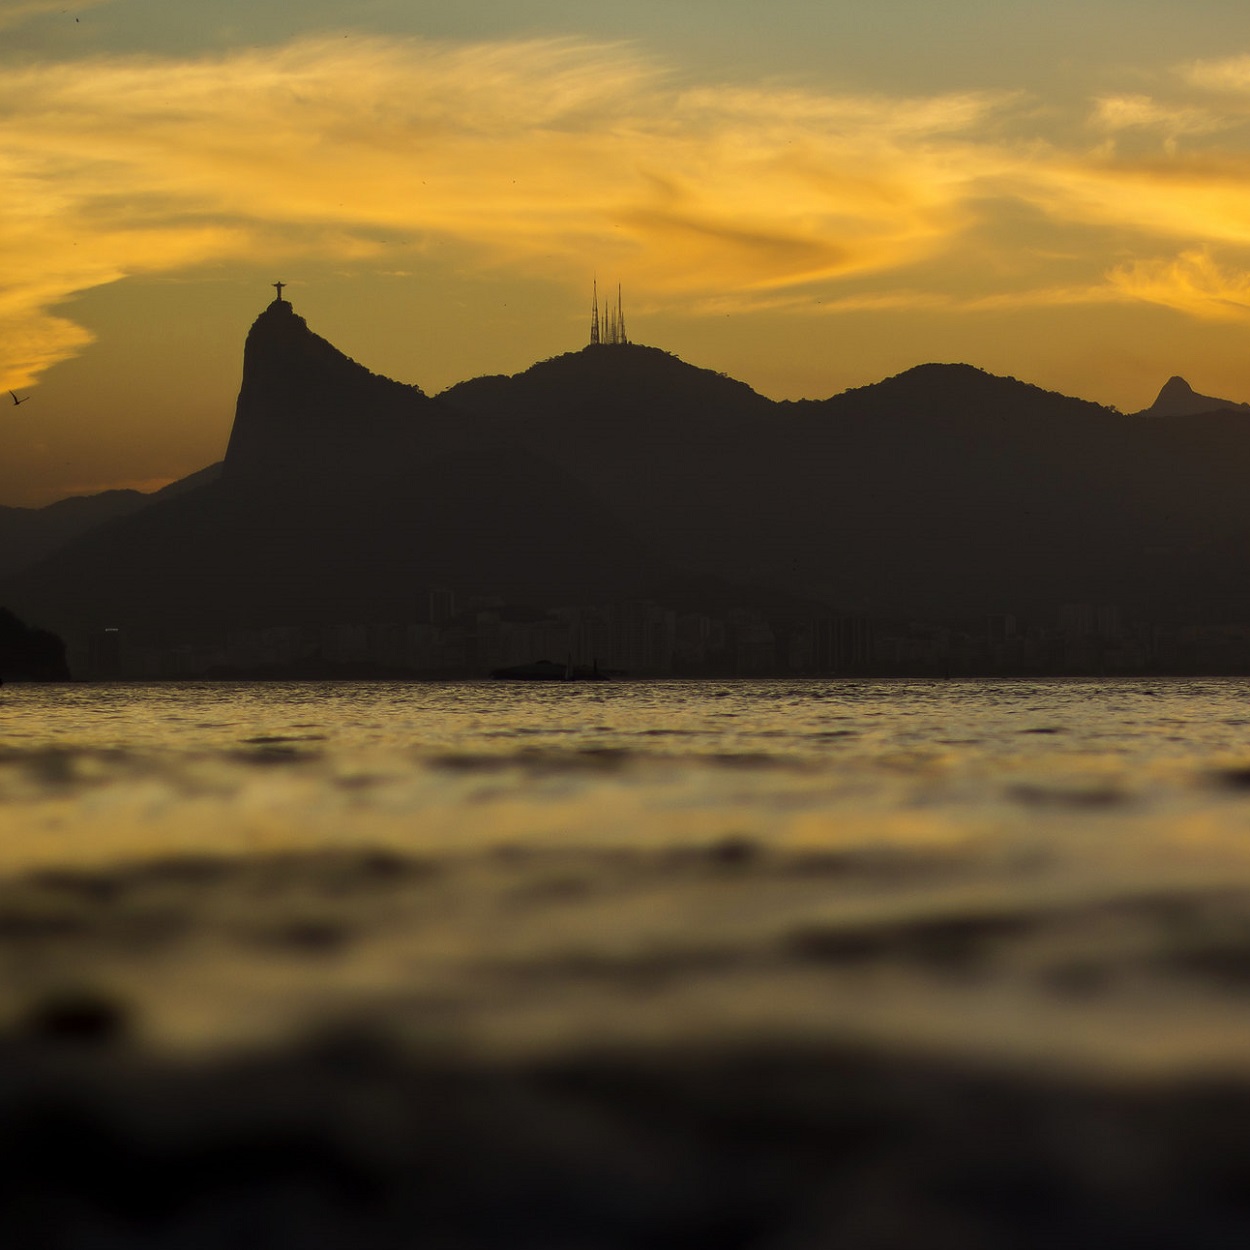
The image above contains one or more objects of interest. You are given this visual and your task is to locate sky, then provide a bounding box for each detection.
[5,0,1250,505]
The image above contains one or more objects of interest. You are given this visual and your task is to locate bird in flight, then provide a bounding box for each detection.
[9,391,30,406]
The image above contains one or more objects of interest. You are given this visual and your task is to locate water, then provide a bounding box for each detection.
[4,677,1250,1077]
[10,678,1250,1245]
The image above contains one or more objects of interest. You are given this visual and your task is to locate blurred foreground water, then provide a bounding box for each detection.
[5,678,1250,1246]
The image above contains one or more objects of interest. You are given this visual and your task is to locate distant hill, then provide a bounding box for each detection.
[0,463,222,580]
[1136,376,1250,418]
[9,302,1250,643]
[0,606,68,681]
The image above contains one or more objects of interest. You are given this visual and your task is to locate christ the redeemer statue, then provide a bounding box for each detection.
[273,281,286,302]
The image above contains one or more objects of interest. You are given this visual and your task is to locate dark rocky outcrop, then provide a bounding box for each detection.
[0,607,69,681]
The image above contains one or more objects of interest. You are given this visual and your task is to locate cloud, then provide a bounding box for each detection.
[8,34,1250,390]
[0,0,108,30]
[1021,153,1250,250]
[1108,250,1250,320]
[1090,94,1224,151]
[1181,54,1250,95]
[0,35,1011,388]
[688,281,1125,319]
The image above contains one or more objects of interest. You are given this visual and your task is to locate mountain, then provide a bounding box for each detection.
[1,300,660,638]
[442,344,776,586]
[223,298,431,484]
[0,491,149,581]
[1137,376,1250,418]
[9,300,1250,650]
[0,463,221,580]
[444,354,1250,621]
[787,366,1250,621]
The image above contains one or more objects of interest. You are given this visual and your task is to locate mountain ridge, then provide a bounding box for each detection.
[8,302,1250,647]
[1,304,663,636]
[0,463,223,580]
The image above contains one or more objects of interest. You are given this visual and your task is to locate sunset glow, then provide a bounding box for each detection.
[6,1,1250,503]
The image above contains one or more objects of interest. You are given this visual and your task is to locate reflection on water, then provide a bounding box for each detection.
[2,678,1250,1075]
[9,679,1250,1245]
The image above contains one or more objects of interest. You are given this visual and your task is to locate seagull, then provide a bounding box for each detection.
[9,391,29,406]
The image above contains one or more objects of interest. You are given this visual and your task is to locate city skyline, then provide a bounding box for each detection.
[6,1,1250,505]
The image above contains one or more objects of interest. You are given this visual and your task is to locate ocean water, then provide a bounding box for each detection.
[4,676,1250,1079]
[10,678,1250,1245]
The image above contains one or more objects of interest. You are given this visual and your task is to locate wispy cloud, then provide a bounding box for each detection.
[1109,249,1250,320]
[1090,94,1225,152]
[687,281,1126,319]
[1020,152,1250,250]
[0,35,1011,387]
[8,34,1250,389]
[1180,54,1250,95]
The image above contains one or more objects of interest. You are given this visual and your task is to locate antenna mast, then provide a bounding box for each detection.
[589,278,628,345]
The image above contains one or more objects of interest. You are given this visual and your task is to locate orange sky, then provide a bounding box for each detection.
[5,3,1250,505]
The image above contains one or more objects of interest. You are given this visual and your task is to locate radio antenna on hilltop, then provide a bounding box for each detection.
[589,278,627,346]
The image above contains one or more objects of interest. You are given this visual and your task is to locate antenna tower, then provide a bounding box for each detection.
[588,278,628,346]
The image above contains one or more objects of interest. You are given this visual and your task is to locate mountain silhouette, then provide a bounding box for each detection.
[443,354,1250,621]
[1,300,660,636]
[0,464,220,580]
[224,298,432,484]
[1136,376,1250,419]
[7,301,1250,645]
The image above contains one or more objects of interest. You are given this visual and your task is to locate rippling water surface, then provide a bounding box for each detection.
[4,677,1250,1076]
